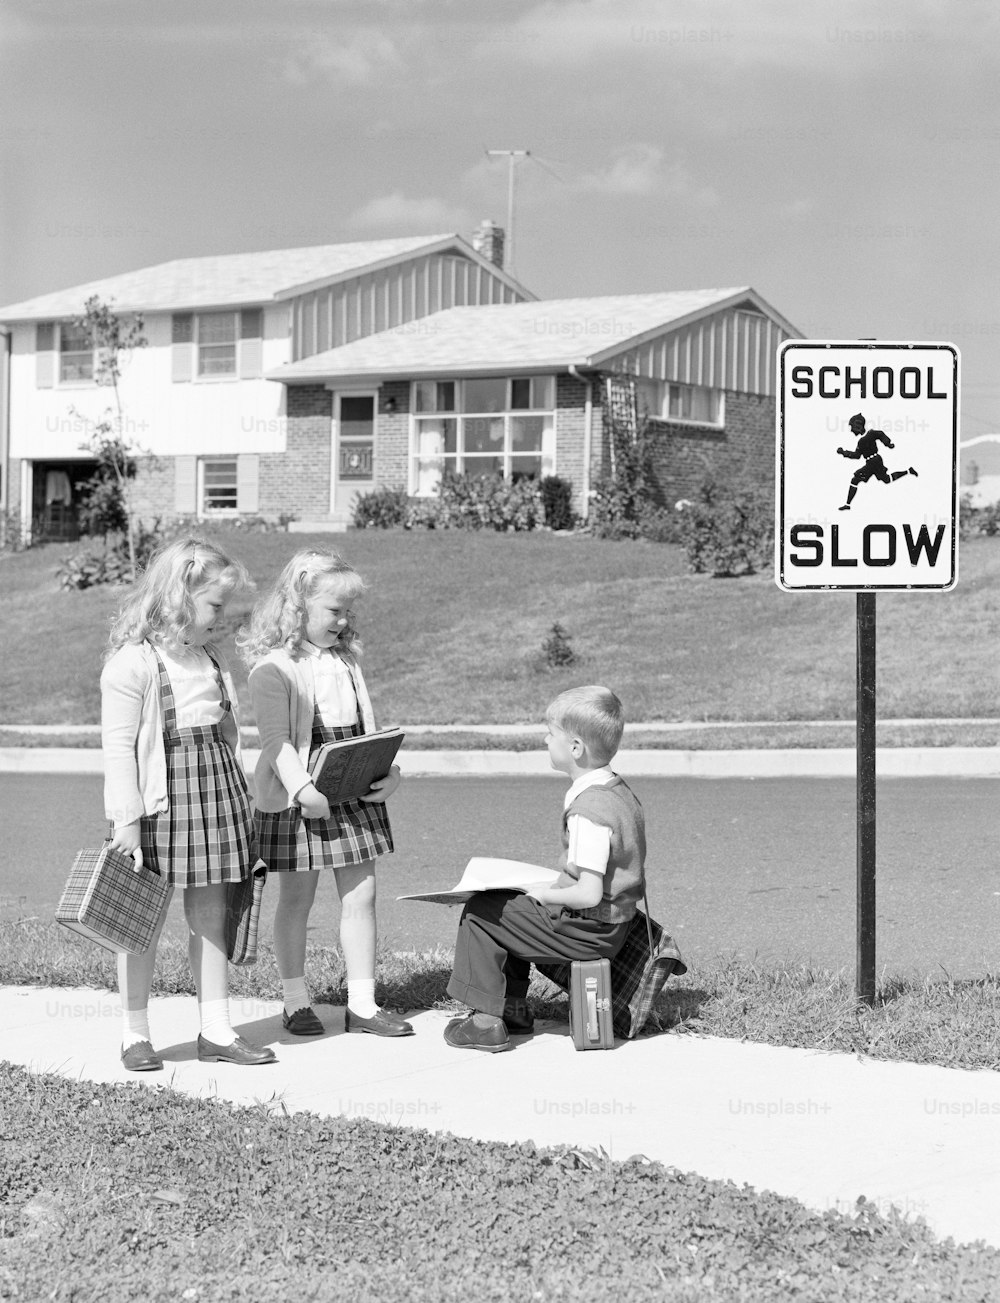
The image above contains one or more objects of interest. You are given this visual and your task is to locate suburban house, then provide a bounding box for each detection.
[0,226,801,539]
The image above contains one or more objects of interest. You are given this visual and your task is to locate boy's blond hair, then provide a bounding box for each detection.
[546,685,625,766]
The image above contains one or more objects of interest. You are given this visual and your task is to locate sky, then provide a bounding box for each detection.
[1,0,997,437]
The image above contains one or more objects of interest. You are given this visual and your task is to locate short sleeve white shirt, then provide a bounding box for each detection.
[564,767,615,875]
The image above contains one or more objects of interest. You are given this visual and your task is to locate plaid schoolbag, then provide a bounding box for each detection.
[536,894,686,1039]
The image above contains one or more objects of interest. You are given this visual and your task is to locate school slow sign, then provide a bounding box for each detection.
[776,341,960,591]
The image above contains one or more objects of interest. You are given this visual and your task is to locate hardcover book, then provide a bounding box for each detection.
[397,856,561,906]
[308,726,404,804]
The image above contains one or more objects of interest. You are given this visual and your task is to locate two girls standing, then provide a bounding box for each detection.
[101,539,404,1071]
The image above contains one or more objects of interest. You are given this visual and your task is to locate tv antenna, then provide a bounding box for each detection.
[485,149,530,275]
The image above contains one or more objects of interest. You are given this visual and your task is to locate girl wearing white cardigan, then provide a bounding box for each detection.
[102,537,275,1070]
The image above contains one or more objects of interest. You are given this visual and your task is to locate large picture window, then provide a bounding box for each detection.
[411,376,555,494]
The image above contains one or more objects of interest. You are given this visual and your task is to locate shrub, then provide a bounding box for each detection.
[407,472,544,532]
[539,475,575,530]
[588,425,658,540]
[352,486,411,529]
[54,546,131,590]
[678,474,774,576]
[541,622,576,668]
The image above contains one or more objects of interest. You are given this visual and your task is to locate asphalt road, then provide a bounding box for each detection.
[3,773,997,977]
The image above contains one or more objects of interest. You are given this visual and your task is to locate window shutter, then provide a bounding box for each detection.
[175,456,198,513]
[239,309,263,378]
[36,322,55,388]
[171,314,194,383]
[236,453,259,514]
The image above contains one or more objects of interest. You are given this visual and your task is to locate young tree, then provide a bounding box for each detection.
[72,296,148,579]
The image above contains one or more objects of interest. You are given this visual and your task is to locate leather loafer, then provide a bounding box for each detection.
[121,1039,162,1072]
[282,1006,325,1036]
[344,1008,414,1037]
[503,1002,535,1036]
[444,1013,511,1053]
[197,1034,277,1065]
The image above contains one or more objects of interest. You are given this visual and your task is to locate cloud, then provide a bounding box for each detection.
[577,144,718,205]
[345,191,471,233]
[284,28,404,84]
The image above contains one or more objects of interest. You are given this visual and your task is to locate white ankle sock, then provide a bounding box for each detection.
[347,978,377,1019]
[199,997,237,1047]
[282,977,310,1016]
[122,1008,151,1050]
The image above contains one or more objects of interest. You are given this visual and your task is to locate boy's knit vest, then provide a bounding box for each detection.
[561,776,645,923]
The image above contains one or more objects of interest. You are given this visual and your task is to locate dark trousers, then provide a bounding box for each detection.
[447,890,630,1017]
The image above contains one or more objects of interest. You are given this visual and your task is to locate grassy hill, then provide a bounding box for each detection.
[1,530,998,726]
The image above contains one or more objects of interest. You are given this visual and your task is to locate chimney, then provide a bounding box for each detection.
[472,219,505,269]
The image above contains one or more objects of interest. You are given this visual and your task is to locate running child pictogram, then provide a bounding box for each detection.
[836,412,918,510]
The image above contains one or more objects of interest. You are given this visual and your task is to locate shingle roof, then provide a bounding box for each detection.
[0,235,468,321]
[270,288,777,381]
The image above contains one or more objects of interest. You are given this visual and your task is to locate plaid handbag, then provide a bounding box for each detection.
[536,888,686,1039]
[226,861,267,965]
[56,843,170,955]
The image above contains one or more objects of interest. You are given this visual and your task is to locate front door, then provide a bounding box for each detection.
[332,393,376,518]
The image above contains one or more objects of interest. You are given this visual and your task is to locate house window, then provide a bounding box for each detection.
[635,378,722,425]
[200,458,239,511]
[411,376,555,494]
[59,322,94,383]
[197,312,237,377]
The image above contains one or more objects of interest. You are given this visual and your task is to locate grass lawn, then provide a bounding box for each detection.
[1,530,999,728]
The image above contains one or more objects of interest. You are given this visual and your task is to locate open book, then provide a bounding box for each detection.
[398,856,561,906]
[308,726,404,804]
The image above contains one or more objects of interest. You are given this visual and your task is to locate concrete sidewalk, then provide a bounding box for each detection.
[3,984,999,1249]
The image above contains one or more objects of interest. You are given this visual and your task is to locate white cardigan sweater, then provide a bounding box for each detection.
[248,647,377,813]
[101,640,243,827]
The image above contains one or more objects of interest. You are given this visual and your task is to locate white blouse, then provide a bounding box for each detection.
[156,645,225,728]
[300,642,359,727]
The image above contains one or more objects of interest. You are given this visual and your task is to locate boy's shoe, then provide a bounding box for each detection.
[282,1006,325,1036]
[345,1008,414,1037]
[502,1001,535,1036]
[444,1013,511,1053]
[197,1034,277,1066]
[121,1040,162,1072]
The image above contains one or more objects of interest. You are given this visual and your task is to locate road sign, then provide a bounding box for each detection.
[776,341,960,591]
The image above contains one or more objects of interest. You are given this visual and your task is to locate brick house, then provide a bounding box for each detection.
[271,287,801,525]
[0,230,800,537]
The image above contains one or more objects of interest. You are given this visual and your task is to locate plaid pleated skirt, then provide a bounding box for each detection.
[255,720,393,873]
[140,649,253,889]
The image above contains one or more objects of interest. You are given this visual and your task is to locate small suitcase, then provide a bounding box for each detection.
[56,843,170,955]
[569,958,615,1050]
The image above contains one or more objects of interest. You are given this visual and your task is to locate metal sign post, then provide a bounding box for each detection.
[776,340,959,1004]
[855,591,876,1004]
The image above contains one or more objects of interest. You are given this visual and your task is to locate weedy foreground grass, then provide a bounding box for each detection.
[4,1061,1000,1303]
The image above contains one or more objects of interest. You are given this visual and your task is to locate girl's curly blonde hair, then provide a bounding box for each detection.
[106,536,251,658]
[237,549,366,666]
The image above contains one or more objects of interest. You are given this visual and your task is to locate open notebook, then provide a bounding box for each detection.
[397,857,561,906]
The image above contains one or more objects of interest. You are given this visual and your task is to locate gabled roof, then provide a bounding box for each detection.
[270,288,798,383]
[0,235,529,321]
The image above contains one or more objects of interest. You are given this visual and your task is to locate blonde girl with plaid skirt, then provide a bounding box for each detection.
[239,549,411,1039]
[102,537,275,1071]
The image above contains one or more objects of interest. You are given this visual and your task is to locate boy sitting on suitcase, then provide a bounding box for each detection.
[445,685,645,1053]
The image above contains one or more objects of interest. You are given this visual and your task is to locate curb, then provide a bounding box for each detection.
[2,746,998,779]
